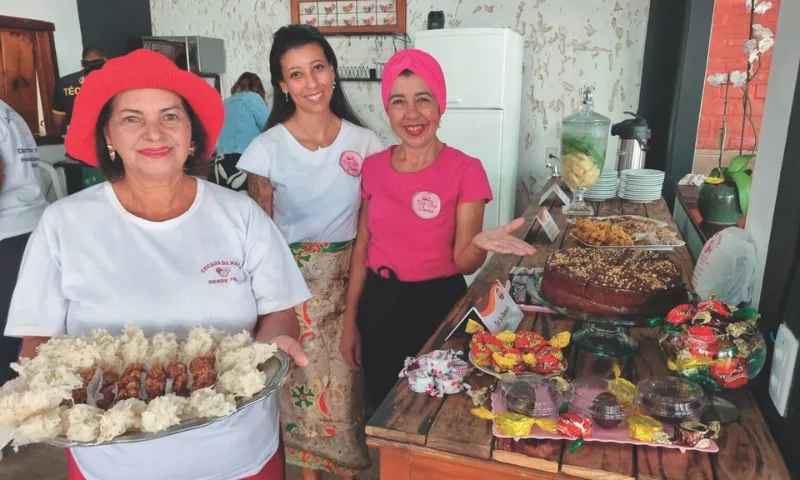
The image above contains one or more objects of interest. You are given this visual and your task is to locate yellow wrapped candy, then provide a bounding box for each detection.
[609,363,636,405]
[465,319,485,334]
[496,331,517,344]
[626,412,671,444]
[492,351,519,372]
[471,407,557,437]
[522,352,536,368]
[549,331,571,349]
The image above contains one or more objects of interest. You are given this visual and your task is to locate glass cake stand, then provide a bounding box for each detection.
[527,269,661,357]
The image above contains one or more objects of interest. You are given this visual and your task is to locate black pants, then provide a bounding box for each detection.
[357,267,466,408]
[208,153,248,192]
[1,233,30,385]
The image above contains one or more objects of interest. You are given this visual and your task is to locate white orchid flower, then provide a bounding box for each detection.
[730,70,748,88]
[758,36,775,54]
[754,1,773,14]
[752,24,773,40]
[744,39,759,64]
[707,73,729,86]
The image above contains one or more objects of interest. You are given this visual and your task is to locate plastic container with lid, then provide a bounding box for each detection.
[498,373,567,418]
[635,377,709,424]
[569,378,635,430]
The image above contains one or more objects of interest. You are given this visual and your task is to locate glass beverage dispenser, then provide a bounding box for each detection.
[560,86,611,215]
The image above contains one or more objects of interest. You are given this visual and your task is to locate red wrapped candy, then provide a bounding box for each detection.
[686,326,720,358]
[697,300,730,318]
[667,304,696,326]
[514,331,547,353]
[533,348,567,374]
[710,358,749,388]
[557,413,592,439]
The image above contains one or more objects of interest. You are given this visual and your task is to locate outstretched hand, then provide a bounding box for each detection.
[271,335,309,368]
[472,217,536,256]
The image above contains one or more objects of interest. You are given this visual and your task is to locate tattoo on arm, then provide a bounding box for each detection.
[248,174,273,217]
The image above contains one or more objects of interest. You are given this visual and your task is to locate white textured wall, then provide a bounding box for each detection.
[149,0,650,212]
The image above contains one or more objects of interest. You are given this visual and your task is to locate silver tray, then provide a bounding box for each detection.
[46,350,291,447]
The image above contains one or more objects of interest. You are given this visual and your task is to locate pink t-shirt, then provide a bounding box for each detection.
[361,145,493,281]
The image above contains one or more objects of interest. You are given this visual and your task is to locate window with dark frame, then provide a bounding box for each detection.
[0,15,60,143]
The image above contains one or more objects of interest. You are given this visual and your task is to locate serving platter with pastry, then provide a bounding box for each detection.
[527,247,689,356]
[569,216,685,249]
[0,326,289,448]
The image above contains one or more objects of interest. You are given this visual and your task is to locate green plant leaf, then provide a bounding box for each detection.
[709,167,723,178]
[727,155,755,173]
[730,171,752,214]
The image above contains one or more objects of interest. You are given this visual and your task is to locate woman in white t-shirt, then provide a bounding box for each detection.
[237,25,381,480]
[5,49,310,480]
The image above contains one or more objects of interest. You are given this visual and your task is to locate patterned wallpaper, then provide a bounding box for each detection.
[149,0,650,213]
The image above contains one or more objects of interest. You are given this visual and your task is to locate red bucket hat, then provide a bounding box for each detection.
[65,49,224,167]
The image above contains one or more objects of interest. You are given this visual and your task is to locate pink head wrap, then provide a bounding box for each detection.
[381,49,447,115]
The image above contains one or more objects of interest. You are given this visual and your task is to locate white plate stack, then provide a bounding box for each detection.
[584,170,619,201]
[618,169,665,203]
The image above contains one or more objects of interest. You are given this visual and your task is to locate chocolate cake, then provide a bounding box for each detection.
[541,248,687,317]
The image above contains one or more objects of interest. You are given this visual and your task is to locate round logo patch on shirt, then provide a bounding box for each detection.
[339,151,364,176]
[411,191,442,219]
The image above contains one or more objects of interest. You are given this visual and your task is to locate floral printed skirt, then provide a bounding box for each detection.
[279,241,370,475]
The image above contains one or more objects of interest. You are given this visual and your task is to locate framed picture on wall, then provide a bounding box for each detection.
[290,0,406,35]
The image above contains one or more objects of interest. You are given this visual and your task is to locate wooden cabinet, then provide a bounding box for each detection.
[0,15,60,140]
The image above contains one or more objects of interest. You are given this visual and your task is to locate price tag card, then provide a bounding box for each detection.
[534,208,560,242]
[444,281,524,340]
[539,184,571,208]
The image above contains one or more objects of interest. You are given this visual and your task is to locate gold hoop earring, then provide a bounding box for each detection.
[188,141,197,156]
[107,144,116,161]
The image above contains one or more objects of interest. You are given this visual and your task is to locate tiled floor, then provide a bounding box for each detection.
[0,444,380,479]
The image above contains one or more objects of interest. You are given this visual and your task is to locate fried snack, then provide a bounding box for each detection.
[189,354,217,391]
[72,366,97,404]
[167,361,189,397]
[116,363,145,402]
[96,369,120,410]
[573,218,635,246]
[145,362,167,399]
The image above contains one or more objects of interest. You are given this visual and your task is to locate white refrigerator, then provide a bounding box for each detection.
[414,28,524,281]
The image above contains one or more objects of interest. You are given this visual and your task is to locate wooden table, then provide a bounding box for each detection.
[365,178,790,480]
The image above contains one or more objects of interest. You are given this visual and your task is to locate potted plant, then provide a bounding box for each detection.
[698,154,754,225]
[697,0,775,225]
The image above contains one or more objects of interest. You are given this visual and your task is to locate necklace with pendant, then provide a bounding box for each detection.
[297,116,333,151]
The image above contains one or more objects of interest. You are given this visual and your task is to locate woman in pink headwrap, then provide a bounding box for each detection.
[340,49,535,405]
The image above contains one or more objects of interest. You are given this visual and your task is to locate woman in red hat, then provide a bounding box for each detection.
[4,49,310,480]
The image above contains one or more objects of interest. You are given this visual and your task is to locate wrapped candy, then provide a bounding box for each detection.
[491,349,525,373]
[666,304,695,326]
[686,326,719,357]
[697,299,730,318]
[674,420,720,448]
[557,413,592,439]
[514,331,547,352]
[471,406,557,437]
[626,412,672,444]
[399,350,472,397]
[710,357,749,388]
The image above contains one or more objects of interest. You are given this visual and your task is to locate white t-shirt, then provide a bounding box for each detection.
[5,180,310,480]
[237,119,383,244]
[0,100,48,241]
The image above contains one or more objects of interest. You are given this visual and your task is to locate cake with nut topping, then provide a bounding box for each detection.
[541,248,687,316]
